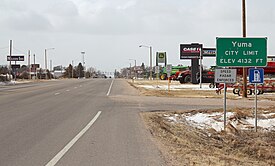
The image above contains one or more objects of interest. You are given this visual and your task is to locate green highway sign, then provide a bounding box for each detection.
[216,38,267,67]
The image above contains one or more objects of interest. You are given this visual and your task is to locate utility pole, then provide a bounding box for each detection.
[45,48,54,79]
[139,45,153,80]
[50,60,52,79]
[72,60,74,78]
[134,60,137,79]
[149,46,152,80]
[9,40,12,81]
[129,59,137,79]
[242,0,247,98]
[81,51,85,78]
[34,54,36,80]
[45,49,47,71]
[130,63,132,79]
[28,50,31,79]
[45,49,48,79]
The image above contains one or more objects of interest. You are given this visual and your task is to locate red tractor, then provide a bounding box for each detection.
[177,69,215,84]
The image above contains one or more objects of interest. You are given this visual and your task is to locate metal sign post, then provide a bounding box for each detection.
[255,82,258,132]
[249,68,264,132]
[199,46,203,89]
[224,83,227,131]
[166,64,172,94]
[215,68,237,131]
[155,66,160,87]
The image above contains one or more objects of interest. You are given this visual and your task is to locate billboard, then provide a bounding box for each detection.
[180,43,202,59]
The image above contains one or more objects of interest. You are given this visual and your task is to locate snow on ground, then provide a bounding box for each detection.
[138,84,216,91]
[165,112,275,132]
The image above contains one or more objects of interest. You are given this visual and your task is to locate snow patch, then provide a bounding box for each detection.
[165,112,275,132]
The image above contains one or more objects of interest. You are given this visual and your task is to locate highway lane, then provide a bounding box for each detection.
[0,79,165,166]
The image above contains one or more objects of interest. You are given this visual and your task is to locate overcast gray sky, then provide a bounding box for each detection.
[0,0,274,72]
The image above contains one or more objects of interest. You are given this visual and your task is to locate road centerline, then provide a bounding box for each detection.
[106,79,114,96]
[45,111,102,166]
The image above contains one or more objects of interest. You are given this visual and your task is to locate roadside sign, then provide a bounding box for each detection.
[11,64,20,69]
[156,52,166,64]
[203,48,216,57]
[216,38,267,67]
[215,69,237,83]
[7,55,24,61]
[180,43,202,59]
[155,66,159,74]
[166,64,172,77]
[249,68,264,84]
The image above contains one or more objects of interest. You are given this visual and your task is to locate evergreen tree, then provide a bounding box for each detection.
[76,63,84,78]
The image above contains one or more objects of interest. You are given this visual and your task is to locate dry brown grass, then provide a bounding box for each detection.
[141,108,275,166]
[129,80,275,101]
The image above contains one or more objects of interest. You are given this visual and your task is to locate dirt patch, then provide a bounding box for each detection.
[141,108,275,166]
[129,81,227,99]
[129,80,275,101]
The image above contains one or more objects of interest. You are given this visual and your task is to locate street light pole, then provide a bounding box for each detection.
[129,59,137,79]
[45,48,55,79]
[81,51,85,78]
[9,40,12,81]
[34,54,36,80]
[139,45,153,80]
[129,63,132,79]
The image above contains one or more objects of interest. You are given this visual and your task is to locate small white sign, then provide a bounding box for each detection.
[155,66,159,74]
[166,64,172,77]
[215,69,237,83]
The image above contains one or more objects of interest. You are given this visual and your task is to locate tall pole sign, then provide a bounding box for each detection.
[180,43,203,84]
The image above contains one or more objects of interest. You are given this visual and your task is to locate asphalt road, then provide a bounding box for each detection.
[0,79,271,166]
[0,79,166,166]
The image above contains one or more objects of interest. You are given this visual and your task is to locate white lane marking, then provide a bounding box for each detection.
[74,87,78,89]
[66,90,70,92]
[106,79,114,96]
[54,93,60,95]
[46,111,102,166]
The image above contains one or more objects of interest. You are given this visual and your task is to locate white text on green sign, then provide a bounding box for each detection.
[216,38,267,67]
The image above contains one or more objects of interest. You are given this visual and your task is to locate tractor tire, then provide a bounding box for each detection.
[209,83,215,88]
[238,89,252,96]
[179,77,185,84]
[184,75,191,83]
[160,74,167,80]
[233,88,239,94]
[247,89,252,95]
[254,89,263,95]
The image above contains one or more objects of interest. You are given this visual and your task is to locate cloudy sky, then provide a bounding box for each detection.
[0,0,274,72]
